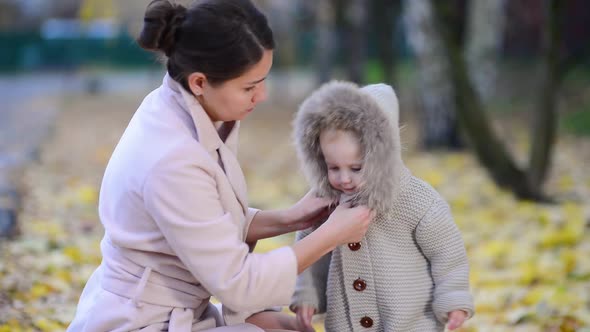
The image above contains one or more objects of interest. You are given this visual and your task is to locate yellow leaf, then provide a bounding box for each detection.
[312,321,325,332]
[450,196,470,212]
[63,246,84,263]
[557,175,575,191]
[537,210,551,226]
[34,318,63,332]
[548,286,583,310]
[561,249,578,275]
[56,269,73,283]
[517,261,539,285]
[253,238,284,253]
[562,202,583,218]
[422,170,443,188]
[521,286,547,306]
[481,240,512,259]
[539,226,582,248]
[30,283,53,299]
[77,185,98,205]
[443,153,467,170]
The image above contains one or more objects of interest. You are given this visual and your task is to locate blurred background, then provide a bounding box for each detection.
[0,0,589,331]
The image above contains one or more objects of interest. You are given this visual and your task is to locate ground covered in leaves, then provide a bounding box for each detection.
[1,92,589,332]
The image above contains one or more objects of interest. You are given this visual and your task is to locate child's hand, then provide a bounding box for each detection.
[294,305,316,332]
[447,310,467,330]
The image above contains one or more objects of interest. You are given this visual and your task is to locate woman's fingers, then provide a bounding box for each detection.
[296,308,315,332]
[303,307,315,332]
[322,204,374,245]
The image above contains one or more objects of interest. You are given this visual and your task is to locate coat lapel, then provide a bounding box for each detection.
[166,76,249,215]
[217,142,248,215]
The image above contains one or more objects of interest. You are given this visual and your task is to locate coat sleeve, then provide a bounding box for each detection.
[142,149,297,313]
[245,208,260,252]
[290,226,331,314]
[415,197,474,324]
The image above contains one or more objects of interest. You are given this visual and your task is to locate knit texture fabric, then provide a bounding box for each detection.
[291,168,474,332]
[291,81,473,331]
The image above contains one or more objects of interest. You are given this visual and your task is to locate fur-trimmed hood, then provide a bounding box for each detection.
[293,81,406,213]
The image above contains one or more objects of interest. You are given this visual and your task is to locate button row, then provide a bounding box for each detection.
[348,242,371,328]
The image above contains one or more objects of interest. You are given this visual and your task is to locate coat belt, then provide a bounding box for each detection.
[100,237,211,315]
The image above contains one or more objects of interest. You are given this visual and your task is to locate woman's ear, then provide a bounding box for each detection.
[187,72,207,96]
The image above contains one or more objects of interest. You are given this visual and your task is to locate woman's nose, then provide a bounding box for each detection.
[252,82,268,104]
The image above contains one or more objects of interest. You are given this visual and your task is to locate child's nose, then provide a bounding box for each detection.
[340,173,351,184]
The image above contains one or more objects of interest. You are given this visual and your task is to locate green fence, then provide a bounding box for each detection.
[0,31,160,72]
[0,27,411,73]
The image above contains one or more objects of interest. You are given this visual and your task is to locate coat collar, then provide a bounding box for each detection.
[162,74,241,156]
[161,74,247,214]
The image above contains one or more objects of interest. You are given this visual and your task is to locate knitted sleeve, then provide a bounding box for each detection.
[415,197,474,324]
[290,226,331,314]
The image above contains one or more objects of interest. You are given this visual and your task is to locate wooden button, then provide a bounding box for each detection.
[353,278,366,291]
[348,242,361,251]
[360,316,373,328]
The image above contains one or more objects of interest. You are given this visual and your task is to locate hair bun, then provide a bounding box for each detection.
[137,0,187,56]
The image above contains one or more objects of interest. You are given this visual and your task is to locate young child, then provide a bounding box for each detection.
[290,81,474,332]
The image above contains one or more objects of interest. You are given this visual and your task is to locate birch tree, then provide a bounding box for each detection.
[466,0,506,101]
[403,0,462,149]
[313,0,336,84]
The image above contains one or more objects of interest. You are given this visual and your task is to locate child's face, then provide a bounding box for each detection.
[319,129,363,195]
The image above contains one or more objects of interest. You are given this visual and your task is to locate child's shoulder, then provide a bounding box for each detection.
[401,174,444,203]
[384,174,448,221]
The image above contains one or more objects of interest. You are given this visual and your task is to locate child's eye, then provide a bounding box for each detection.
[244,86,255,92]
[352,168,362,172]
[328,167,339,171]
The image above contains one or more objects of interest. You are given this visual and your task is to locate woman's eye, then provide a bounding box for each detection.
[245,86,255,92]
[352,168,362,172]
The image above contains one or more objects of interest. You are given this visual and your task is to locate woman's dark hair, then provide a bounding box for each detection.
[137,0,275,91]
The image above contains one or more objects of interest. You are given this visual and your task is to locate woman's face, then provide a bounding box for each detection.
[195,50,273,122]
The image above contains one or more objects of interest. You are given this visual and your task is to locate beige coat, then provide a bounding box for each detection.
[68,74,297,331]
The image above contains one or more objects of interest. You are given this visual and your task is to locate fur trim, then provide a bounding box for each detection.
[293,81,404,213]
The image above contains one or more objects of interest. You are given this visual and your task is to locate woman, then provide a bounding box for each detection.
[67,0,373,331]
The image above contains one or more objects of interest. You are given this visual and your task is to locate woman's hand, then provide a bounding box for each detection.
[447,310,468,330]
[294,305,316,332]
[320,203,374,245]
[283,190,335,232]
[291,203,373,273]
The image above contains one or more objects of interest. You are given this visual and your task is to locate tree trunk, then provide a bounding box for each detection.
[372,0,401,85]
[528,0,564,192]
[314,0,336,84]
[431,1,544,200]
[345,0,368,84]
[465,0,506,101]
[403,0,462,149]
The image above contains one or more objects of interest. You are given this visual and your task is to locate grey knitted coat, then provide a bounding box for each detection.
[291,81,474,331]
